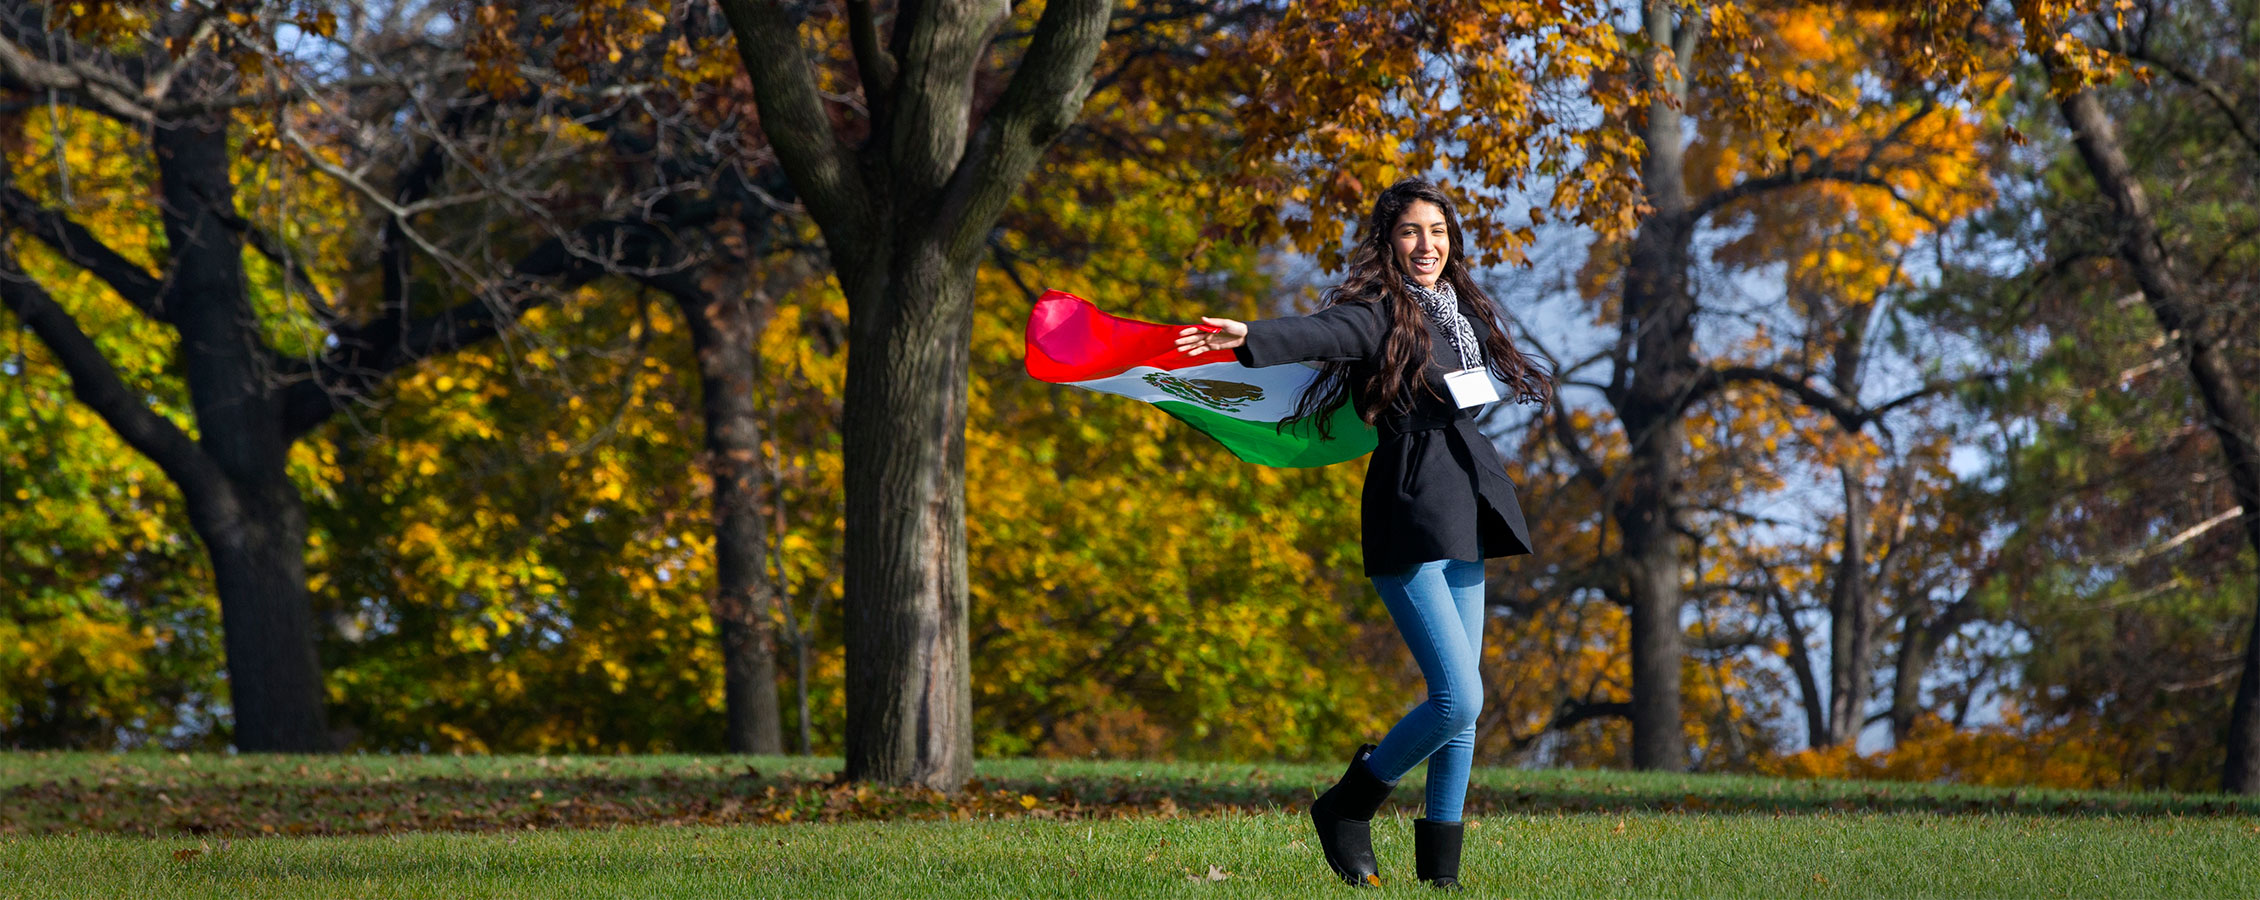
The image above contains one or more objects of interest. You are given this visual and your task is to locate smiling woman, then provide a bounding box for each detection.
[1173,177,1552,890]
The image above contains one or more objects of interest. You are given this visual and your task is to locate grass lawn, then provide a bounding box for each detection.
[4,752,2257,897]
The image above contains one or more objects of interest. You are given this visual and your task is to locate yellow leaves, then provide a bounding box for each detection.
[400,522,442,551]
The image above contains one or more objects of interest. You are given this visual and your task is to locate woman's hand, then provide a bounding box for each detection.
[1174,317,1248,357]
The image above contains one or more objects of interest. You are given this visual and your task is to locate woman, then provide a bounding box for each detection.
[1174,178,1550,890]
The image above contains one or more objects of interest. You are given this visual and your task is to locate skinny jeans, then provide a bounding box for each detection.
[1363,558,1485,823]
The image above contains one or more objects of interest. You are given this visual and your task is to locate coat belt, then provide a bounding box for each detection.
[1376,414,1475,437]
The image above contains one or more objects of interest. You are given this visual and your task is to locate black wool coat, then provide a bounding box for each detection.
[1233,297,1532,577]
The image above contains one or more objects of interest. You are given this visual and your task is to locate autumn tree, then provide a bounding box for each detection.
[0,2,364,749]
[1211,0,2000,769]
[2047,3,2260,795]
[714,0,1110,788]
[0,0,796,750]
[1877,0,2260,790]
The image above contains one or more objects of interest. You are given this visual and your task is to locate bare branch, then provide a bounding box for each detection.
[2108,36,2260,163]
[0,33,152,125]
[1683,364,1988,433]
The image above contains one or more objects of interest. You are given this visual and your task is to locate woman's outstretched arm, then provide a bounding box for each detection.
[1174,301,1385,367]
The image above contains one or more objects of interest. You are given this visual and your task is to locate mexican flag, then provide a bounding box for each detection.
[1023,290,1376,468]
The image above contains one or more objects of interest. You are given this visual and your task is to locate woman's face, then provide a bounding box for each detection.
[1391,200,1450,287]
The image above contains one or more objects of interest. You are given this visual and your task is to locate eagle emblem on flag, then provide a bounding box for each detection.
[1141,372,1265,413]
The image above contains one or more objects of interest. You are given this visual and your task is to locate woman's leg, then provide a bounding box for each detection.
[1419,558,1486,822]
[1365,558,1486,821]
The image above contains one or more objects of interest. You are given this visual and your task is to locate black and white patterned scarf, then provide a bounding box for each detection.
[1406,279,1483,371]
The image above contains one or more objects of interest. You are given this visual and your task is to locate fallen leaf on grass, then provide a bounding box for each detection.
[1186,865,1231,882]
[172,848,202,862]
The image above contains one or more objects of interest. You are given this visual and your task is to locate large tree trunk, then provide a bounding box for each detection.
[1611,0,1699,770]
[681,289,785,755]
[837,248,975,789]
[2057,85,2260,793]
[718,0,1106,789]
[156,103,330,752]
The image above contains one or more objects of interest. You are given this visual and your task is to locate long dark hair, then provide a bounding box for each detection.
[1287,178,1552,437]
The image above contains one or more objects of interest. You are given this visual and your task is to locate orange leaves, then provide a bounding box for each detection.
[1198,0,1641,262]
[1758,713,2134,790]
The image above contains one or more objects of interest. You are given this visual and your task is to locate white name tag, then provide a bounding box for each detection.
[1443,367,1500,408]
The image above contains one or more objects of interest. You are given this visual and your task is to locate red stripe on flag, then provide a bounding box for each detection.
[1024,290,1217,382]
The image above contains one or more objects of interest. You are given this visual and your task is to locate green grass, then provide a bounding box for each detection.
[3,752,2258,897]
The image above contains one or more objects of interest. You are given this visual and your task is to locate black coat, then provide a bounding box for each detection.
[1234,297,1532,577]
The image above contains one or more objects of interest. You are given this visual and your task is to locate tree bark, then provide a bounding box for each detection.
[2057,84,2260,793]
[1825,462,1875,746]
[1889,588,1978,744]
[837,250,976,786]
[680,287,785,755]
[1774,588,1831,749]
[154,100,331,752]
[1611,0,1700,770]
[718,0,1108,789]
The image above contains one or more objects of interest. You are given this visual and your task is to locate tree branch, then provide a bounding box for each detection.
[2109,38,2260,164]
[0,33,152,125]
[1692,364,1868,430]
[937,0,1111,263]
[1689,628,1765,651]
[280,212,710,437]
[1683,365,1987,433]
[1772,585,1829,749]
[0,182,167,320]
[0,247,224,499]
[845,0,897,106]
[215,209,338,325]
[715,0,871,245]
[1687,164,1897,226]
[1548,395,1608,490]
[1553,697,1632,731]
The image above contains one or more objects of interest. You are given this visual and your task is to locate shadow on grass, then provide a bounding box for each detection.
[6,762,2258,837]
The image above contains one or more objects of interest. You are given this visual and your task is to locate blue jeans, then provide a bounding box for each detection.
[1364,558,1485,823]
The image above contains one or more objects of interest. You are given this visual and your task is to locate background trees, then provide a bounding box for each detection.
[7,0,2260,796]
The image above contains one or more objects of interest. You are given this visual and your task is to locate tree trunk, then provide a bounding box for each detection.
[837,246,975,789]
[680,289,785,755]
[1775,589,1831,749]
[1826,462,1874,746]
[716,0,1106,788]
[1887,621,1927,744]
[1611,0,1699,770]
[2057,85,2260,793]
[155,104,331,752]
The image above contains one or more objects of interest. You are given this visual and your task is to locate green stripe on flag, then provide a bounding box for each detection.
[1151,399,1376,468]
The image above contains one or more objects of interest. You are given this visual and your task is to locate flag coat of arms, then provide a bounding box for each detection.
[1023,290,1376,467]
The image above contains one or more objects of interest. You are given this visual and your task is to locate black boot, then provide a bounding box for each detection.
[1311,743,1395,887]
[1414,819,1464,891]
